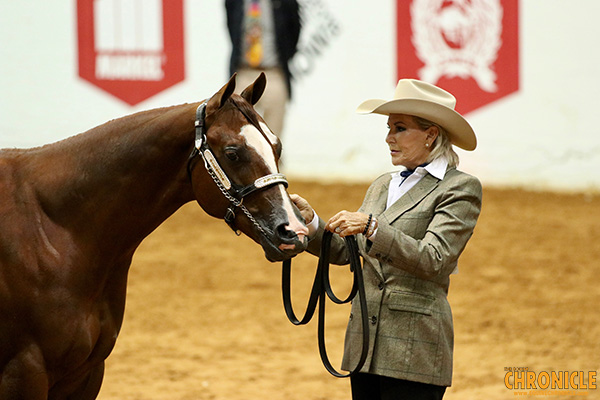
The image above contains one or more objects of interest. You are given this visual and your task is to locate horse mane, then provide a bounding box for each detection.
[7,104,186,157]
[0,103,199,201]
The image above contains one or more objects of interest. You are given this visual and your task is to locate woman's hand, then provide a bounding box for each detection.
[326,211,370,237]
[290,194,315,223]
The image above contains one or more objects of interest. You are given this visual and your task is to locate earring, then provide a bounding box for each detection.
[425,143,430,148]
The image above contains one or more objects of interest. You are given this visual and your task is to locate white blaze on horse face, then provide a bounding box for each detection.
[259,122,279,146]
[240,124,278,173]
[240,124,308,247]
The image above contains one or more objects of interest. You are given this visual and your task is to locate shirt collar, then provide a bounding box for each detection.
[392,156,448,180]
[424,156,448,180]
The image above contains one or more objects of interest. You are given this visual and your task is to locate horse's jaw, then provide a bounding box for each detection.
[260,235,308,262]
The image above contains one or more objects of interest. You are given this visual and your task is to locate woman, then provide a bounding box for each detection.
[291,79,482,400]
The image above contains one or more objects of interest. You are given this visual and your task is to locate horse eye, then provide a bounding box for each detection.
[225,149,239,162]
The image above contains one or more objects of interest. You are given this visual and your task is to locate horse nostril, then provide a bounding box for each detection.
[276,223,298,242]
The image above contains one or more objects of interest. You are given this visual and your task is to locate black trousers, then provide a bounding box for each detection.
[350,373,447,400]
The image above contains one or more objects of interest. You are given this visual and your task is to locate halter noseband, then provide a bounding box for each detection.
[189,102,289,236]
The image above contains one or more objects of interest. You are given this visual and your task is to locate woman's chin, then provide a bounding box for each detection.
[391,156,404,166]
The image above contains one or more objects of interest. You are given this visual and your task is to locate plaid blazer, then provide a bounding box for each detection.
[307,167,482,386]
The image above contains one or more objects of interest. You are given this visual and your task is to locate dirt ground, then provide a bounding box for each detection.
[96,181,600,400]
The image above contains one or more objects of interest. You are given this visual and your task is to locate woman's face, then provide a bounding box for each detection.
[386,114,437,169]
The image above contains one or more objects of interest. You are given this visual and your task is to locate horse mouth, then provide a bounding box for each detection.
[261,235,308,262]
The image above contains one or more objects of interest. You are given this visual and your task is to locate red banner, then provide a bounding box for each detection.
[397,0,519,114]
[77,0,185,106]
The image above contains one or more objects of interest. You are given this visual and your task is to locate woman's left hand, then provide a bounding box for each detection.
[326,211,370,237]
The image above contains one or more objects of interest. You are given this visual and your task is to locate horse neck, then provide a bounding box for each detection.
[27,103,199,255]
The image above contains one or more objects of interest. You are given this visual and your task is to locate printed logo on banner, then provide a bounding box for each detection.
[397,0,519,114]
[77,0,185,106]
[289,0,342,80]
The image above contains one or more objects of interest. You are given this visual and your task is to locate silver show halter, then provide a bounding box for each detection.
[189,102,289,236]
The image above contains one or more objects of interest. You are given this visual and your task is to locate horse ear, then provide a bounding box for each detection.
[207,73,237,113]
[240,72,266,105]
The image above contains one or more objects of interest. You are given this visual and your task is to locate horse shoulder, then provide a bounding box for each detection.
[0,150,125,396]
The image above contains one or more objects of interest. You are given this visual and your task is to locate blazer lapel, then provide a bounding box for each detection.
[370,175,391,217]
[381,173,440,224]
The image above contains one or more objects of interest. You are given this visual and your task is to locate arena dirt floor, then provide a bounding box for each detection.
[96,180,600,400]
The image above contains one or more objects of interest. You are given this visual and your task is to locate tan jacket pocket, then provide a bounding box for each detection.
[387,291,434,316]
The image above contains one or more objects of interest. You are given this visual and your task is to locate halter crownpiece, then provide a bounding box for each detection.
[193,102,207,151]
[190,102,289,235]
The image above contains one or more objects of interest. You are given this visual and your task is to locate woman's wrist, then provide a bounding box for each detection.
[362,214,373,235]
[364,215,378,238]
[306,211,320,237]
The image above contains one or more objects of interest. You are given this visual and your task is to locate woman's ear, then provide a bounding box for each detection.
[426,125,439,142]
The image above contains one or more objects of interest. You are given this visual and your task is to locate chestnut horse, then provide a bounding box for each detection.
[0,74,308,399]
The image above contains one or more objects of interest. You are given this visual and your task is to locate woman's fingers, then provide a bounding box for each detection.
[290,194,315,223]
[326,211,369,237]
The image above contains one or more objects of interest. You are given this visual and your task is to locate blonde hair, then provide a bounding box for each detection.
[412,116,459,168]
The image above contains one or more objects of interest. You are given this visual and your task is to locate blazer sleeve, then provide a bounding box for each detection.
[367,173,482,280]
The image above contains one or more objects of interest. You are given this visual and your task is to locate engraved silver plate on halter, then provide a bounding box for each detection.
[203,149,232,190]
[254,174,287,189]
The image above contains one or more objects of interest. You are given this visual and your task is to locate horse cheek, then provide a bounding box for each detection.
[190,167,229,219]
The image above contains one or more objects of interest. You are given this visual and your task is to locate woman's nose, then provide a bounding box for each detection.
[386,131,394,143]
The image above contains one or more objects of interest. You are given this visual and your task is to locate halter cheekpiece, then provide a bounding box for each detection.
[189,102,288,236]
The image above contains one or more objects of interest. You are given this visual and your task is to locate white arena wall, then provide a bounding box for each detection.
[1,0,599,192]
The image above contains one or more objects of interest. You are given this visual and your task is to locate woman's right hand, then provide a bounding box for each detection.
[290,194,315,224]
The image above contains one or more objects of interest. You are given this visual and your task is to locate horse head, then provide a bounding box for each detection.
[189,73,308,262]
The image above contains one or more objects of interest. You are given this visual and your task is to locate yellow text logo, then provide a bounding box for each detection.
[505,368,597,390]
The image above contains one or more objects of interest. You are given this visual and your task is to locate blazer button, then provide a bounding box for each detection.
[378,281,384,290]
[349,313,354,321]
[371,316,377,325]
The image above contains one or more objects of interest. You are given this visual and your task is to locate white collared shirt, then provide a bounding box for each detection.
[386,157,448,209]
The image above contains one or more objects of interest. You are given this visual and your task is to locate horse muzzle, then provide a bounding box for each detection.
[261,221,309,262]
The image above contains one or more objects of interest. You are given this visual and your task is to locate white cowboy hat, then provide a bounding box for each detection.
[356,79,477,151]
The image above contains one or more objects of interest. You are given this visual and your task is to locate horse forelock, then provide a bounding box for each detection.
[229,96,261,128]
